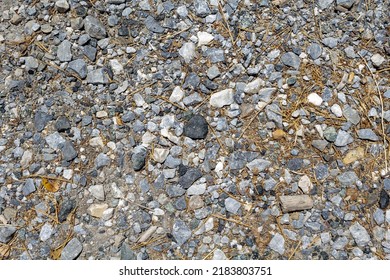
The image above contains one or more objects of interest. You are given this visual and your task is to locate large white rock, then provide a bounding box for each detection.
[179,42,196,63]
[153,148,169,163]
[330,104,343,117]
[244,78,265,94]
[197,31,214,46]
[169,86,185,103]
[209,89,234,108]
[307,92,323,106]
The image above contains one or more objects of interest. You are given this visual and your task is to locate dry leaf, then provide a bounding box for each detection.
[115,115,124,126]
[42,178,60,192]
[273,129,286,140]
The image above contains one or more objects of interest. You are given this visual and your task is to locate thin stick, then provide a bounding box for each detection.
[212,214,250,228]
[157,96,187,111]
[218,1,235,46]
[23,174,73,183]
[207,120,228,155]
[127,81,156,98]
[358,53,388,174]
[288,240,302,260]
[203,247,218,260]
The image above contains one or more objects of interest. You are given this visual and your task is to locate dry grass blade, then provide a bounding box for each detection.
[127,81,156,98]
[203,247,218,260]
[212,214,250,227]
[50,231,74,260]
[218,1,235,46]
[288,240,302,260]
[157,96,187,111]
[358,53,388,174]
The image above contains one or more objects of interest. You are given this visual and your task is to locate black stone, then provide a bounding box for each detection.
[183,114,208,140]
[61,141,78,162]
[58,200,76,223]
[379,189,389,209]
[179,168,202,189]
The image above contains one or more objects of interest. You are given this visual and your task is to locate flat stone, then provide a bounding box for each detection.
[269,233,285,254]
[197,31,214,46]
[194,0,210,17]
[334,130,354,147]
[20,150,33,168]
[343,105,360,124]
[266,103,283,127]
[307,43,322,60]
[23,178,36,196]
[281,52,300,69]
[61,141,78,162]
[153,148,169,163]
[349,222,370,247]
[379,190,389,209]
[39,223,53,241]
[343,147,365,164]
[84,16,107,39]
[298,175,312,194]
[0,226,17,243]
[60,238,83,260]
[121,243,136,260]
[312,140,328,151]
[225,197,241,214]
[87,203,108,218]
[179,168,202,189]
[131,146,148,171]
[24,56,39,69]
[179,42,196,63]
[371,54,385,67]
[57,40,72,62]
[307,92,323,106]
[183,115,208,140]
[144,16,164,33]
[207,65,221,80]
[337,171,358,186]
[55,116,71,132]
[67,59,87,79]
[94,153,110,169]
[246,159,271,174]
[209,89,234,108]
[34,110,52,132]
[259,87,276,102]
[337,0,355,9]
[169,86,184,103]
[244,78,264,94]
[46,132,66,150]
[287,158,303,171]
[357,129,379,141]
[322,37,339,48]
[87,69,109,85]
[58,199,75,222]
[323,127,337,142]
[213,249,227,260]
[172,219,192,245]
[89,184,105,201]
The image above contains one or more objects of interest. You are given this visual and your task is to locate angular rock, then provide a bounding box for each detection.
[84,16,107,39]
[337,0,355,9]
[172,219,192,245]
[57,40,72,62]
[269,233,285,254]
[194,0,210,17]
[357,129,379,141]
[144,16,164,33]
[209,89,234,108]
[244,78,264,94]
[334,130,353,147]
[55,116,71,132]
[94,153,110,169]
[379,189,389,209]
[307,43,322,60]
[281,52,300,69]
[183,115,208,140]
[39,223,53,242]
[246,159,271,174]
[0,226,17,243]
[87,203,108,218]
[87,69,109,85]
[179,42,196,63]
[61,141,78,162]
[67,59,87,79]
[179,168,202,189]
[55,0,70,13]
[337,171,358,186]
[132,146,148,171]
[34,111,52,132]
[225,197,241,214]
[45,132,66,150]
[60,238,83,260]
[58,199,76,223]
[23,178,36,196]
[349,222,370,247]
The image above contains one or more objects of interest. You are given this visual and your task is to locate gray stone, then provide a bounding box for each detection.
[172,219,192,245]
[207,65,220,80]
[259,88,276,102]
[60,238,83,260]
[315,163,328,180]
[67,59,87,79]
[183,72,200,89]
[89,184,105,200]
[246,159,271,173]
[312,140,328,151]
[55,116,71,132]
[57,40,72,62]
[344,46,356,58]
[343,105,360,124]
[121,243,136,260]
[176,5,188,17]
[194,0,210,17]
[95,153,110,169]
[287,158,303,171]
[269,233,285,254]
[323,127,337,142]
[336,0,355,9]
[39,223,53,241]
[0,226,17,243]
[317,0,334,9]
[384,178,390,191]
[183,115,208,140]
[322,37,339,48]
[132,146,148,171]
[83,45,97,62]
[205,48,225,63]
[281,52,300,69]
[373,208,385,225]
[337,171,358,186]
[58,200,75,223]
[334,130,354,147]
[87,69,109,85]
[45,132,66,150]
[333,236,348,250]
[61,141,78,162]
[34,111,52,132]
[23,178,36,196]
[264,177,277,191]
[24,56,39,69]
[144,16,164,33]
[84,16,107,39]
[266,103,283,127]
[307,43,322,60]
[179,168,202,189]
[225,197,241,214]
[357,129,379,141]
[349,222,370,247]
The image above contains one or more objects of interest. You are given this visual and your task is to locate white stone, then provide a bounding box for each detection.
[330,104,343,117]
[307,92,323,106]
[102,208,114,220]
[209,89,234,108]
[142,131,156,146]
[153,148,169,163]
[109,59,124,75]
[244,78,264,94]
[20,150,33,168]
[298,175,312,194]
[178,42,196,63]
[213,249,227,260]
[89,137,104,147]
[371,53,385,67]
[39,223,53,241]
[197,31,214,46]
[89,184,105,201]
[87,203,108,218]
[111,183,123,199]
[63,169,73,180]
[96,111,108,118]
[269,233,285,254]
[187,183,207,195]
[169,86,185,103]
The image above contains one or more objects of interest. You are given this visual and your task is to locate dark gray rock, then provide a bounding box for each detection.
[120,243,136,260]
[144,16,164,33]
[336,0,355,9]
[61,141,78,162]
[172,219,192,245]
[132,146,148,171]
[183,72,200,89]
[287,158,303,171]
[60,238,83,260]
[229,151,259,170]
[84,16,107,39]
[379,189,389,209]
[67,59,87,79]
[34,111,52,132]
[281,52,300,69]
[315,163,329,180]
[384,178,390,191]
[55,116,71,132]
[0,226,17,243]
[58,199,76,223]
[183,115,208,140]
[179,168,202,189]
[83,45,97,62]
